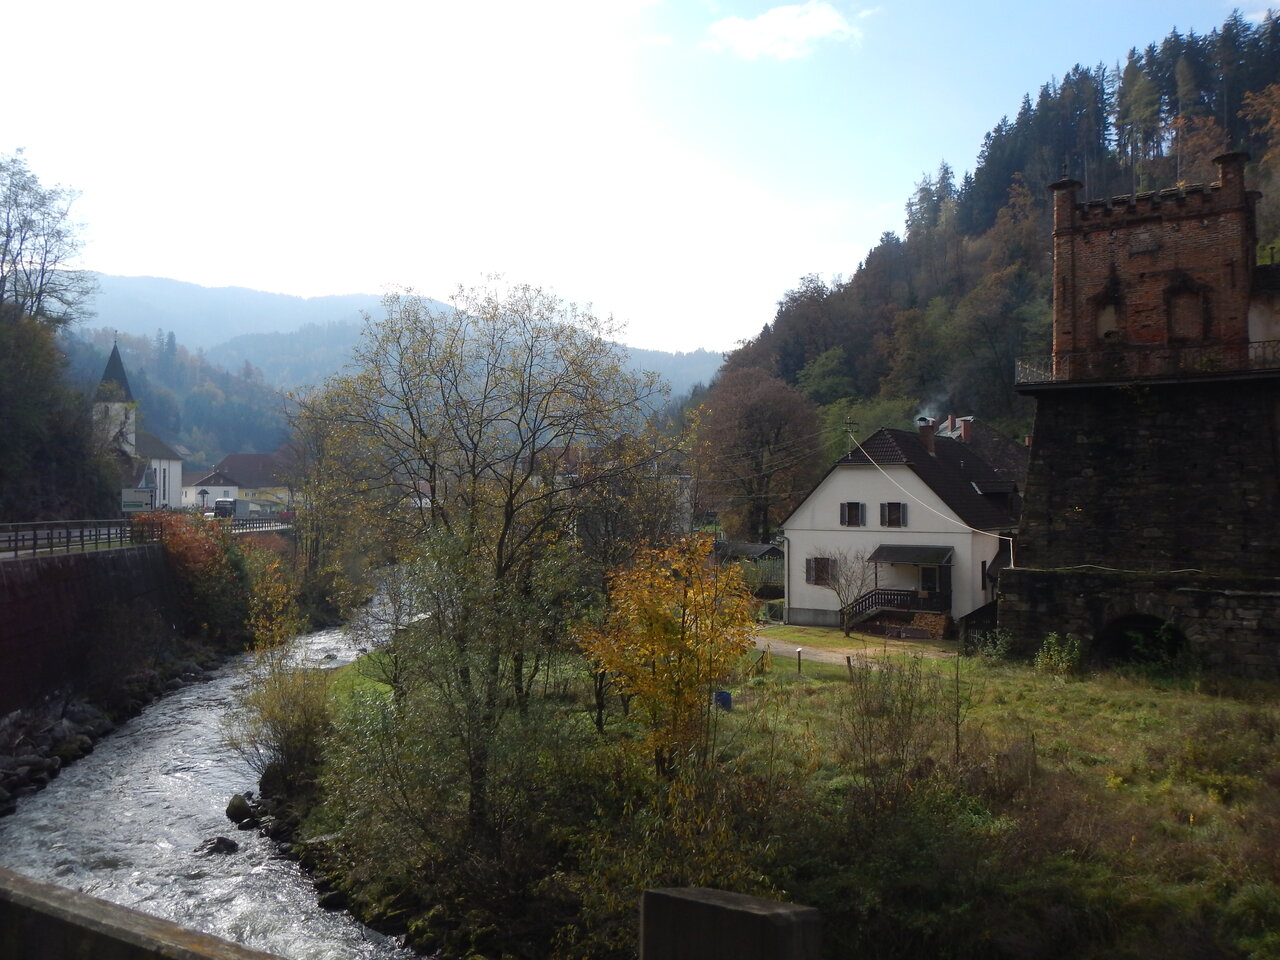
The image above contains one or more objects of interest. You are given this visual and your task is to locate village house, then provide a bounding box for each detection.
[212,452,294,508]
[181,470,239,511]
[780,417,1021,636]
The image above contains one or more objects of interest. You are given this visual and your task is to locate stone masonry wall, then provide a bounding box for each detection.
[999,568,1280,670]
[1016,378,1280,573]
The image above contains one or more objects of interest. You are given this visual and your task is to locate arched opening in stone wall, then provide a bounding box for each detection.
[1093,614,1188,664]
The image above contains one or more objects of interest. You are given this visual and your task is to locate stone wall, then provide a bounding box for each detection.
[999,567,1280,669]
[641,888,820,960]
[1016,378,1280,573]
[0,546,175,713]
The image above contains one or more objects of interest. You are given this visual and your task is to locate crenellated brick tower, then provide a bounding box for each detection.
[999,153,1280,668]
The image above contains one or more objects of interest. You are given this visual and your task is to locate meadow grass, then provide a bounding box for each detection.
[316,637,1280,957]
[757,622,958,659]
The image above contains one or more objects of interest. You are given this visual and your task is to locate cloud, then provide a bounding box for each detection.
[704,1,861,60]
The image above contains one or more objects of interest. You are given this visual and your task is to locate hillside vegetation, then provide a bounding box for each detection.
[694,12,1280,541]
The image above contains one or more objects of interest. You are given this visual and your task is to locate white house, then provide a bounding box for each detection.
[134,431,184,509]
[182,470,240,511]
[780,421,1020,630]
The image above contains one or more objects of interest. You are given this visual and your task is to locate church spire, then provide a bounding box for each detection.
[95,342,134,403]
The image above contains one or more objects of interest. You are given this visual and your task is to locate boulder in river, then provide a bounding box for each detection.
[194,836,239,856]
[225,793,255,824]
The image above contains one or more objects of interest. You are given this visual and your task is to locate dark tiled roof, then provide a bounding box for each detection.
[215,453,285,488]
[933,417,1029,485]
[838,428,1020,530]
[136,430,183,461]
[190,470,239,488]
[714,541,784,563]
[95,344,134,402]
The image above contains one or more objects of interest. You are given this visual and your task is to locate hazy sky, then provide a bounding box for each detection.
[7,1,1267,351]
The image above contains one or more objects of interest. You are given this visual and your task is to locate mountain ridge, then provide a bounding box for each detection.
[84,273,723,395]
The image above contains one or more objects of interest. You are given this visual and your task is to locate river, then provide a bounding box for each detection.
[0,627,417,960]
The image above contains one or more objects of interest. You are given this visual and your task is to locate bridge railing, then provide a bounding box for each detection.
[0,519,151,558]
[0,515,292,559]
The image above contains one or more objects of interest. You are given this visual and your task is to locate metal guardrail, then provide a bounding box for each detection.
[1016,339,1280,385]
[0,516,292,560]
[0,520,150,558]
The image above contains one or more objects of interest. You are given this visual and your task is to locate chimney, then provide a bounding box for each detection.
[959,418,972,443]
[946,414,956,433]
[916,416,936,455]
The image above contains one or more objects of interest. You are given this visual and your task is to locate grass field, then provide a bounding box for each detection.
[757,622,958,659]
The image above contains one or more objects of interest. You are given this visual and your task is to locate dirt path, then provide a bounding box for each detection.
[752,631,957,666]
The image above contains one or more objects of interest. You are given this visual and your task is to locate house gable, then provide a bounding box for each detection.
[781,424,1018,628]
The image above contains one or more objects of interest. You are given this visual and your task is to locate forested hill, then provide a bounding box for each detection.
[713,10,1280,444]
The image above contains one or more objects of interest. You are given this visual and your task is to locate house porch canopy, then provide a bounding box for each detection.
[867,545,955,566]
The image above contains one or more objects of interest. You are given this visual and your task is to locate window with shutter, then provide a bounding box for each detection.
[806,557,834,586]
[880,502,908,527]
[839,501,865,526]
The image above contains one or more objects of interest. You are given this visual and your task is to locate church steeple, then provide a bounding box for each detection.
[93,341,137,458]
[95,342,134,403]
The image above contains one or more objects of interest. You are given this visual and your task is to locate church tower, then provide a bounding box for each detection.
[94,342,137,459]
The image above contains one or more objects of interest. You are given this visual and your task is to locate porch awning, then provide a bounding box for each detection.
[868,545,955,565]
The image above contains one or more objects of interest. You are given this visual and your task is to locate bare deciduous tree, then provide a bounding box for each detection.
[812,546,876,636]
[0,151,95,326]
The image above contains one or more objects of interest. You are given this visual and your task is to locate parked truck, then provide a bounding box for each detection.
[212,498,253,519]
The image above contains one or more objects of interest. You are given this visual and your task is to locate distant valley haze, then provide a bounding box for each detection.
[82,273,723,396]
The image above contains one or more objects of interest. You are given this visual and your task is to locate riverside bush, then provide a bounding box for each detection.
[223,646,333,794]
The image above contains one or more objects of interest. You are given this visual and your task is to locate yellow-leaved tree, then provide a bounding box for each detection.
[580,534,755,778]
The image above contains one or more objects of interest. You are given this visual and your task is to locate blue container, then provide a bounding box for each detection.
[714,690,732,711]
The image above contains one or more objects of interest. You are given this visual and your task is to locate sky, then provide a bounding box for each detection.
[6,1,1272,352]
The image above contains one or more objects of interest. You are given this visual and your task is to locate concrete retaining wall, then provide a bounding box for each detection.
[0,546,175,713]
[0,866,284,959]
[641,888,820,960]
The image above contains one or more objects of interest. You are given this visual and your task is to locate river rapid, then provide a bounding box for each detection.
[0,627,417,960]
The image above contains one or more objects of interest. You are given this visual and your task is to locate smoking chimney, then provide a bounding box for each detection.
[916,416,936,456]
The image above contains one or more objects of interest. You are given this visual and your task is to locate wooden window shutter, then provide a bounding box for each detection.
[839,502,848,526]
[879,502,888,526]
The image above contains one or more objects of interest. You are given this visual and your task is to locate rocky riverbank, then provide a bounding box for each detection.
[0,639,234,818]
[224,783,435,955]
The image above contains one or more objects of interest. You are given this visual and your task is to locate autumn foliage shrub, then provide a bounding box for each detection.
[578,534,755,777]
[140,513,302,650]
[142,512,252,642]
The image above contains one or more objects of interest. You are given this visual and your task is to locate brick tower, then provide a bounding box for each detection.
[999,154,1280,668]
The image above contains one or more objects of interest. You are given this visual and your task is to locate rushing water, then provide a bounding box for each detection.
[0,628,417,960]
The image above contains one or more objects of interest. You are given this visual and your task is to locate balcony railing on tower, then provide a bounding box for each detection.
[1016,340,1280,386]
